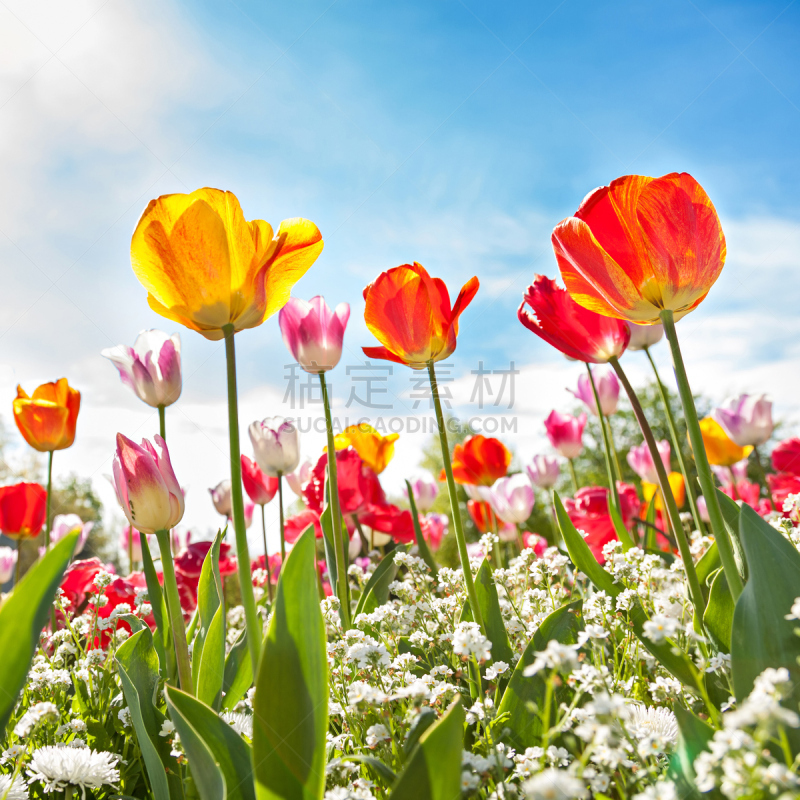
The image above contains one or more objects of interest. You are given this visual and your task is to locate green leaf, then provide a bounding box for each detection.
[496,600,583,749]
[117,628,183,800]
[703,568,734,654]
[460,559,514,666]
[668,703,717,800]
[0,532,78,733]
[196,606,226,709]
[193,532,225,695]
[339,755,397,786]
[140,531,174,682]
[354,546,407,619]
[403,708,437,756]
[731,505,800,718]
[696,541,721,602]
[405,479,438,574]
[253,526,328,800]
[716,489,746,582]
[222,630,253,711]
[166,686,256,800]
[389,698,464,800]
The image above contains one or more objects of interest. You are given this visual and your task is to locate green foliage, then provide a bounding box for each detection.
[460,559,514,666]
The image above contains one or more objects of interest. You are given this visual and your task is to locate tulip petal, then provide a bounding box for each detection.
[361,345,410,366]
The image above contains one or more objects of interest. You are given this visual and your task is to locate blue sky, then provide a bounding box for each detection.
[1,0,798,543]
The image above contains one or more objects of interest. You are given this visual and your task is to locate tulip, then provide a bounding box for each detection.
[467,499,498,535]
[518,275,630,363]
[627,440,671,484]
[768,472,800,511]
[713,394,773,448]
[526,455,560,490]
[49,514,92,554]
[626,322,664,351]
[209,480,232,518]
[279,296,350,374]
[696,496,710,523]
[13,378,81,453]
[446,435,511,486]
[544,411,586,460]
[522,532,548,556]
[552,172,725,324]
[120,526,144,565]
[405,472,439,513]
[241,455,279,506]
[643,472,686,511]
[487,474,535,525]
[362,262,479,368]
[698,417,753,467]
[772,438,800,475]
[0,546,17,584]
[285,459,313,496]
[0,482,47,540]
[569,370,620,416]
[420,513,448,551]
[172,528,191,553]
[249,417,300,477]
[334,424,398,474]
[711,458,749,488]
[102,330,182,408]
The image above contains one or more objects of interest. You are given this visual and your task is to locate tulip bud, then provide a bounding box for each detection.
[487,474,535,525]
[526,455,560,489]
[544,411,586,460]
[714,394,773,448]
[278,296,350,374]
[626,440,671,484]
[625,322,664,351]
[210,480,232,517]
[241,455,279,506]
[569,370,619,416]
[112,434,184,535]
[249,417,300,477]
[406,472,439,513]
[102,330,182,408]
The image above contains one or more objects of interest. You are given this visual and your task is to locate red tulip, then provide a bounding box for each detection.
[768,473,800,513]
[467,499,497,534]
[60,557,115,613]
[284,509,322,543]
[446,435,511,487]
[241,454,279,506]
[544,411,586,460]
[518,275,630,362]
[0,482,47,539]
[772,438,800,476]
[358,504,415,544]
[174,541,238,580]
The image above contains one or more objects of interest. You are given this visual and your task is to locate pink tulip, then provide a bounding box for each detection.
[714,394,773,447]
[120,526,144,563]
[420,513,448,551]
[102,330,182,408]
[625,322,664,351]
[0,546,17,583]
[249,417,300,477]
[487,474,535,525]
[50,513,92,553]
[406,472,439,513]
[711,458,750,488]
[241,455,279,506]
[285,459,313,497]
[627,440,671,483]
[172,528,191,552]
[112,434,184,535]
[526,455,560,489]
[210,480,232,517]
[244,501,255,530]
[696,496,710,523]
[278,296,350,374]
[544,411,587,460]
[522,532,548,556]
[569,370,619,416]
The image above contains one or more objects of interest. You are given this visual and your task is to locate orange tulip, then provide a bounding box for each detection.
[333,425,398,474]
[552,173,725,324]
[444,435,511,487]
[643,472,686,511]
[14,378,80,452]
[130,188,323,340]
[363,262,479,369]
[697,417,753,467]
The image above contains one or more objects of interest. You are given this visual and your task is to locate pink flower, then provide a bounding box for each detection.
[278,296,350,374]
[249,417,300,477]
[285,459,313,496]
[487,474,535,525]
[172,528,191,552]
[102,329,182,408]
[627,440,670,483]
[209,480,232,517]
[0,546,17,583]
[714,394,773,447]
[625,322,663,351]
[50,513,92,553]
[711,458,749,487]
[120,526,145,563]
[112,434,184,535]
[241,454,279,506]
[406,472,439,513]
[568,370,619,416]
[544,411,586,459]
[526,455,560,489]
[522,532,548,556]
[420,513,448,551]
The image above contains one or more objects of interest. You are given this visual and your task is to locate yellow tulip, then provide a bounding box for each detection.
[697,417,752,467]
[130,188,323,340]
[333,424,399,474]
[643,471,686,511]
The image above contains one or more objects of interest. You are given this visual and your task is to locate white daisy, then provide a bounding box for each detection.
[0,773,28,800]
[221,711,253,739]
[27,746,119,794]
[627,705,678,744]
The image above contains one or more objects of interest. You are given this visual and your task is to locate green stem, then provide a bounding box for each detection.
[222,324,262,672]
[586,364,620,512]
[155,529,193,692]
[752,446,769,493]
[644,346,705,535]
[13,539,21,587]
[427,360,486,633]
[567,459,579,494]
[44,450,53,549]
[606,419,623,482]
[158,405,166,440]
[260,504,273,603]
[609,356,706,616]
[277,473,286,563]
[128,525,134,576]
[319,371,351,629]
[659,310,743,600]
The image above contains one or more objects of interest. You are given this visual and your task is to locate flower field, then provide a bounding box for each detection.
[2,174,800,800]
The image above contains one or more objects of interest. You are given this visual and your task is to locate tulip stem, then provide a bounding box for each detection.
[44,451,53,549]
[158,405,166,441]
[586,364,621,513]
[155,529,193,693]
[643,346,705,536]
[752,446,769,493]
[277,473,286,563]
[222,324,262,673]
[659,310,743,600]
[609,356,707,616]
[319,371,351,630]
[567,459,579,494]
[427,360,486,634]
[14,539,21,587]
[605,420,623,482]
[260,505,273,604]
[128,525,134,575]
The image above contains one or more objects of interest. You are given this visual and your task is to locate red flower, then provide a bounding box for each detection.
[772,438,800,476]
[241,454,279,505]
[721,481,761,508]
[304,449,385,516]
[564,484,638,563]
[359,504,415,544]
[171,540,238,614]
[251,553,282,585]
[522,532,548,556]
[446,435,511,486]
[518,275,630,362]
[60,557,114,613]
[284,509,322,543]
[767,473,800,512]
[0,482,47,539]
[96,572,155,633]
[467,499,497,534]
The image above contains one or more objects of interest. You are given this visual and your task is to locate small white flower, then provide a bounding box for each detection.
[365,724,389,748]
[27,746,119,793]
[523,640,579,677]
[642,615,679,644]
[633,781,677,800]
[523,768,587,799]
[485,661,509,681]
[627,705,678,744]
[452,622,492,663]
[785,596,800,621]
[159,720,176,738]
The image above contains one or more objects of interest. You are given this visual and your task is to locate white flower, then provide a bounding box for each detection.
[485,661,509,681]
[221,712,253,739]
[523,769,587,799]
[523,640,579,677]
[14,702,59,738]
[627,705,678,744]
[633,782,677,800]
[452,622,492,663]
[159,720,176,737]
[27,746,119,793]
[784,596,800,621]
[0,774,28,800]
[365,724,389,748]
[642,615,680,644]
